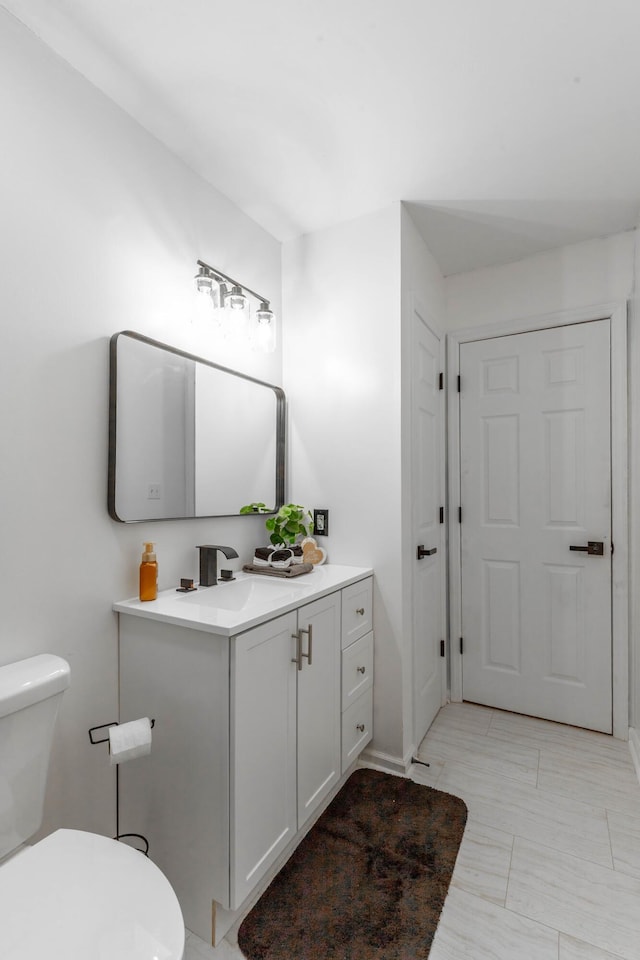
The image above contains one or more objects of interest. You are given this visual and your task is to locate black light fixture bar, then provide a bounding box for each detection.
[196,259,270,306]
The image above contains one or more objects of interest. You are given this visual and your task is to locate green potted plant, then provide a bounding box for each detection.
[240,502,313,547]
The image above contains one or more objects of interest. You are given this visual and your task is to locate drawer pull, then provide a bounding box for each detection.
[356,607,365,616]
[357,665,366,674]
[356,723,366,732]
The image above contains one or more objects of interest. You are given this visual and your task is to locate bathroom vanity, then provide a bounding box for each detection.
[114,564,373,945]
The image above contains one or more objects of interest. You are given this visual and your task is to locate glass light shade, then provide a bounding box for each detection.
[193,284,215,323]
[228,285,247,310]
[252,310,276,353]
[195,267,214,294]
[255,302,274,324]
[220,303,249,344]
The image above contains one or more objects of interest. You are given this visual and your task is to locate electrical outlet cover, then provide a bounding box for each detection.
[313,508,329,537]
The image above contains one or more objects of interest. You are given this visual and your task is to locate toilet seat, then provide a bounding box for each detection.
[0,829,184,959]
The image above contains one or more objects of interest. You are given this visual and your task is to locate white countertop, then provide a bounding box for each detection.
[113,564,373,637]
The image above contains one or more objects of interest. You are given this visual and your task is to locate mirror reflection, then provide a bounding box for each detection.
[108,331,285,522]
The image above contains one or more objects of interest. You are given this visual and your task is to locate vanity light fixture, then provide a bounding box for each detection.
[194,259,276,352]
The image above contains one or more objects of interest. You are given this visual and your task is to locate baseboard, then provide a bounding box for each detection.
[360,745,415,777]
[629,727,640,787]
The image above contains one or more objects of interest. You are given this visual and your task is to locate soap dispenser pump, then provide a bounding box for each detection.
[139,542,158,601]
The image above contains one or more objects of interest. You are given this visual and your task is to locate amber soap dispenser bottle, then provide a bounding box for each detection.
[139,542,158,601]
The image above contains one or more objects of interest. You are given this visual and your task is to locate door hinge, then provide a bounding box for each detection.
[439,371,444,390]
[457,375,461,392]
[460,637,464,655]
[440,639,445,658]
[439,506,444,524]
[611,541,615,555]
[458,506,462,523]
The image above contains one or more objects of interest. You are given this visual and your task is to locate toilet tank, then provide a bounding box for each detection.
[0,655,70,860]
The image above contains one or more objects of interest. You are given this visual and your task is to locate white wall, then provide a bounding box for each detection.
[283,203,446,766]
[444,231,637,738]
[446,232,635,330]
[283,204,406,761]
[0,9,282,839]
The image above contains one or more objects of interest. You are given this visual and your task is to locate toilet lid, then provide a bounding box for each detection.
[0,829,184,959]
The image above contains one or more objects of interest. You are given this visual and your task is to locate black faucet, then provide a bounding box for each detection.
[196,544,239,586]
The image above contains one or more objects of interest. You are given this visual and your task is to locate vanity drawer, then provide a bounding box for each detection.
[341,631,373,710]
[341,688,373,773]
[341,578,373,649]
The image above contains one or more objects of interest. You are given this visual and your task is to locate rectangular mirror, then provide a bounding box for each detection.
[108,331,285,521]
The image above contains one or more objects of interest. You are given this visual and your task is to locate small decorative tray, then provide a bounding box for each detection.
[242,563,314,578]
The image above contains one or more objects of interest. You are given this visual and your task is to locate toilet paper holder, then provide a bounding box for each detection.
[88,719,155,745]
[88,720,156,856]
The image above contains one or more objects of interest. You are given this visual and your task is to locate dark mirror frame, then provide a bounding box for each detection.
[108,330,286,522]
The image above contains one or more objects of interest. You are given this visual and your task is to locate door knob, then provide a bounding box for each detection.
[416,545,437,559]
[569,541,605,556]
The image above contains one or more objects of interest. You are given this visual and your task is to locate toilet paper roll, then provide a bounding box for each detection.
[109,717,152,765]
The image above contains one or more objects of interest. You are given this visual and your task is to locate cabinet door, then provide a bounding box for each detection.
[230,611,297,909]
[296,593,341,828]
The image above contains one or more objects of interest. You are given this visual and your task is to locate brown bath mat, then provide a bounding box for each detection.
[237,768,467,960]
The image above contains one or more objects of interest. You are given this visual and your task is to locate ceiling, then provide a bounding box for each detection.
[4,0,640,274]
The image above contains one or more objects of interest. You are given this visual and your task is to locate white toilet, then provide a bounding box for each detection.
[0,654,185,959]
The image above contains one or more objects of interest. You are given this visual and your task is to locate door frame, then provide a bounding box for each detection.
[446,301,629,739]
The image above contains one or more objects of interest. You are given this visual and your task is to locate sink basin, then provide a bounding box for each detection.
[180,576,310,612]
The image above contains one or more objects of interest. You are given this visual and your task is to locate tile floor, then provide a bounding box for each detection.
[183,702,640,960]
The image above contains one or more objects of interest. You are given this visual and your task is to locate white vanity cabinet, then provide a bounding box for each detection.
[231,591,341,907]
[115,566,372,945]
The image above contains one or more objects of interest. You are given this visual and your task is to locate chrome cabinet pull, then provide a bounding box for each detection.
[356,607,365,615]
[356,723,365,732]
[300,624,313,666]
[357,665,366,674]
[291,631,303,671]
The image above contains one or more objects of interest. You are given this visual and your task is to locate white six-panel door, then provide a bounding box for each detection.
[459,319,612,733]
[412,304,445,745]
